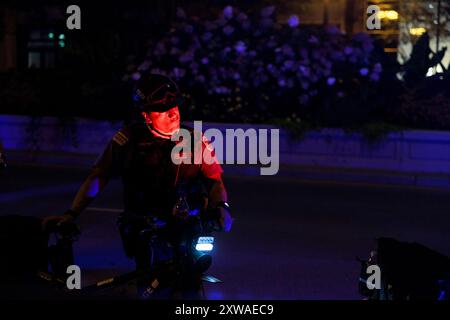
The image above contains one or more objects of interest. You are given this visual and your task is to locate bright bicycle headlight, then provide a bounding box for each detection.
[195,236,214,252]
[192,236,214,273]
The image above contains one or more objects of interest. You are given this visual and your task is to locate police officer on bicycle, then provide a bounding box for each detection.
[43,72,232,297]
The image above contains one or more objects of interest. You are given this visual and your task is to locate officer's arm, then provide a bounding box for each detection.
[199,136,233,232]
[208,176,228,207]
[206,175,232,232]
[67,129,127,218]
[42,132,125,230]
[200,140,232,231]
[42,167,111,229]
[199,135,227,207]
[69,167,111,216]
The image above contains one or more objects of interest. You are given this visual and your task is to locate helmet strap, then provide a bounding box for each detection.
[145,123,175,140]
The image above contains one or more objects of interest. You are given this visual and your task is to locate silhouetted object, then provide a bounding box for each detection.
[359,237,450,300]
[0,216,48,279]
[0,216,50,298]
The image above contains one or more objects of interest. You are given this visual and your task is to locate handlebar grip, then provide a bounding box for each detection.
[47,221,81,239]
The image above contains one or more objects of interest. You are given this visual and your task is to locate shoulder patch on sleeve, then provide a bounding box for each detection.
[112,129,129,146]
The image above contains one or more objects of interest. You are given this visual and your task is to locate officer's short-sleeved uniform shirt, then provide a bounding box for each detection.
[94,123,223,218]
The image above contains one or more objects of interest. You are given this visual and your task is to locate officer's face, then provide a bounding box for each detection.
[142,106,180,135]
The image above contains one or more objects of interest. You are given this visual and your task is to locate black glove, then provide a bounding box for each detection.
[204,203,233,232]
[42,209,78,232]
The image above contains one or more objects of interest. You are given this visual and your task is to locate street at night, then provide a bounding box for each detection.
[2,1,450,316]
[2,164,450,299]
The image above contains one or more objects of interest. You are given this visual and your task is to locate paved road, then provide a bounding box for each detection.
[2,165,450,299]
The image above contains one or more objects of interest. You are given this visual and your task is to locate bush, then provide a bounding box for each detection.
[3,6,450,136]
[392,92,450,130]
[124,6,385,127]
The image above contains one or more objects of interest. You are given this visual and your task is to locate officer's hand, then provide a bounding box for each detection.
[42,213,74,232]
[206,207,233,233]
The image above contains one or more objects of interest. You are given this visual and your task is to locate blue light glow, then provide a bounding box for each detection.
[288,15,300,28]
[195,236,214,252]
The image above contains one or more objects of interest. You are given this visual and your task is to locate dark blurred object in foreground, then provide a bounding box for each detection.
[359,237,450,300]
[0,215,52,299]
